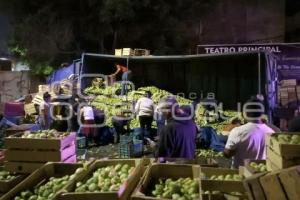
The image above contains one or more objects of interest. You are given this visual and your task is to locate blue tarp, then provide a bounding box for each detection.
[47,64,74,84]
[197,126,228,152]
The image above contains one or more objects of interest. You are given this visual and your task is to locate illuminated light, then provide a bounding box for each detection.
[0,57,9,61]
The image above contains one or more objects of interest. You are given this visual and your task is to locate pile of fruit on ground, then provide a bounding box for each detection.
[89,85,240,133]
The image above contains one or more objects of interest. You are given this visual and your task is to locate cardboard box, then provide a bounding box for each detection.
[61,159,144,200]
[267,147,300,169]
[259,171,288,200]
[5,143,76,162]
[5,132,76,150]
[0,167,26,193]
[243,172,267,200]
[243,160,267,178]
[4,155,77,174]
[278,166,300,200]
[131,164,200,200]
[200,167,245,194]
[265,133,300,157]
[0,162,89,200]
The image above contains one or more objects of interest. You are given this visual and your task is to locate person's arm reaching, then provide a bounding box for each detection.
[109,65,121,77]
[223,128,239,158]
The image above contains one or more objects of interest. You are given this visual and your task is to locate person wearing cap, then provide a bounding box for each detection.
[224,97,274,168]
[156,96,197,160]
[135,91,154,141]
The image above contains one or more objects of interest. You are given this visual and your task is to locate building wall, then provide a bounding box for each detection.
[199,0,285,44]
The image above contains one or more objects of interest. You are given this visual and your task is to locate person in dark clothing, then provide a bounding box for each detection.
[156,96,197,160]
[288,116,300,132]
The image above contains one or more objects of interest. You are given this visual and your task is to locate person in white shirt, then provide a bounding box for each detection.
[39,92,52,130]
[135,91,154,140]
[79,100,96,146]
[224,97,274,168]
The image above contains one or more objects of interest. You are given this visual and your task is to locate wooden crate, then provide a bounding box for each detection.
[243,160,267,178]
[5,132,76,150]
[259,172,288,200]
[5,124,37,137]
[0,162,89,200]
[4,154,77,174]
[243,172,267,200]
[200,167,246,194]
[0,167,26,193]
[278,166,300,200]
[267,147,300,169]
[0,150,4,165]
[266,133,300,157]
[5,143,75,162]
[134,49,150,56]
[280,79,297,87]
[38,84,50,93]
[32,94,43,105]
[131,164,200,200]
[122,48,134,56]
[266,159,281,171]
[115,49,123,56]
[62,159,144,200]
[24,103,37,115]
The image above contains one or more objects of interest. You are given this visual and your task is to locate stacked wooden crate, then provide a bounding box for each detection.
[133,49,150,56]
[115,48,150,56]
[200,167,248,200]
[4,132,76,174]
[244,166,300,200]
[266,133,300,171]
[278,79,297,106]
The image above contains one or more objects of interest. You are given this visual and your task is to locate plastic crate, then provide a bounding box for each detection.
[76,149,87,160]
[118,135,143,158]
[76,136,86,149]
